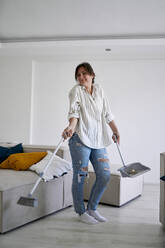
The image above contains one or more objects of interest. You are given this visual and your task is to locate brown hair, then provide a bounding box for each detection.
[75,62,95,84]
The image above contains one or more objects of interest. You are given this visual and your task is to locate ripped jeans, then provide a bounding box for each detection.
[68,132,111,215]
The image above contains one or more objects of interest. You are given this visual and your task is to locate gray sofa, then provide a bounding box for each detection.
[160,152,165,229]
[0,144,73,233]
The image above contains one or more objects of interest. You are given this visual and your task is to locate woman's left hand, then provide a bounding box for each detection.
[112,132,120,144]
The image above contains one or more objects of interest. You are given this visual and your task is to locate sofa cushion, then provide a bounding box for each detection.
[0,152,47,171]
[0,143,23,163]
[29,151,72,181]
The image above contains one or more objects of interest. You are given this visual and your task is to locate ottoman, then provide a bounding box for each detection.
[83,163,144,207]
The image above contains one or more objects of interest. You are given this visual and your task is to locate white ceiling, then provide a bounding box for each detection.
[0,0,165,59]
[0,0,165,42]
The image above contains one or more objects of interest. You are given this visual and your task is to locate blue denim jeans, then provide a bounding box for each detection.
[68,132,111,215]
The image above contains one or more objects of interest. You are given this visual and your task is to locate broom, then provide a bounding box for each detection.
[17,137,64,207]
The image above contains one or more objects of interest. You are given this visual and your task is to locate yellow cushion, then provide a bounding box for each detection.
[0,152,47,171]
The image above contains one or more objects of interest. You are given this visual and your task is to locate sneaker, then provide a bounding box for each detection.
[79,212,99,225]
[87,210,107,222]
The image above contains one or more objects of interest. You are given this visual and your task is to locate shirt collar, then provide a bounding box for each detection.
[81,85,86,90]
[80,84,95,91]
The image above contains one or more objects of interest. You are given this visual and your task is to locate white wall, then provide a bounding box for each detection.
[0,56,164,184]
[0,57,32,143]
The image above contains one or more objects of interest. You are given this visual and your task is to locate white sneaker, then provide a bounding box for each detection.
[79,212,99,225]
[87,210,107,222]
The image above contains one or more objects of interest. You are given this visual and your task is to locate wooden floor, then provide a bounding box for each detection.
[0,184,164,248]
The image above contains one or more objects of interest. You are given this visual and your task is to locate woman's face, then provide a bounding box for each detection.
[76,66,94,87]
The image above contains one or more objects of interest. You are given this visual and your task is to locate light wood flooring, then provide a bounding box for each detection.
[0,184,164,248]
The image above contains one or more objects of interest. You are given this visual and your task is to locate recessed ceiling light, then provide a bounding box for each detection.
[105,48,111,52]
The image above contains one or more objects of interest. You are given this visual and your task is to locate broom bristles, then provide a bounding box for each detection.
[17,197,38,207]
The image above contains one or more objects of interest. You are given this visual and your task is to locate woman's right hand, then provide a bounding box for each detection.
[62,126,75,140]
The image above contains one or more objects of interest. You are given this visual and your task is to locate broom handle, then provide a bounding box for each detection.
[29,137,65,197]
[114,135,126,167]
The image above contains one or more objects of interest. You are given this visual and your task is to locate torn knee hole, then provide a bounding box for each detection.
[78,167,88,180]
[80,167,88,172]
[104,167,110,171]
[98,158,109,163]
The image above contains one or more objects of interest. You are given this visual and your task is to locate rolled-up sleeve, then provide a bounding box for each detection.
[103,91,115,124]
[68,87,80,120]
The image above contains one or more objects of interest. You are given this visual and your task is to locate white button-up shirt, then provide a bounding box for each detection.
[68,83,115,149]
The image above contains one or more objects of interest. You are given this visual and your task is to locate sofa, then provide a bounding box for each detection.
[160,152,165,229]
[0,143,73,233]
[84,163,144,207]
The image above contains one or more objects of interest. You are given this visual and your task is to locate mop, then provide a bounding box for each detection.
[114,136,151,178]
[17,137,64,207]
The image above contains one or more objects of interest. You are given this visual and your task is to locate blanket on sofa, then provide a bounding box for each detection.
[29,150,72,181]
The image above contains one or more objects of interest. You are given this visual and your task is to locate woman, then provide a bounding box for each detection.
[62,62,120,225]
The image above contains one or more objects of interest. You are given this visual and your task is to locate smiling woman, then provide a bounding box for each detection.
[75,62,95,86]
[62,62,120,225]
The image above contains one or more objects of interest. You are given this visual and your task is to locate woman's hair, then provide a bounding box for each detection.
[75,62,95,84]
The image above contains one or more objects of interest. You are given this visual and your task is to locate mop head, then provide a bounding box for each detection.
[17,196,38,207]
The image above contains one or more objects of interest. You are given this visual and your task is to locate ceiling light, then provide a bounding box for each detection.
[105,48,111,52]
